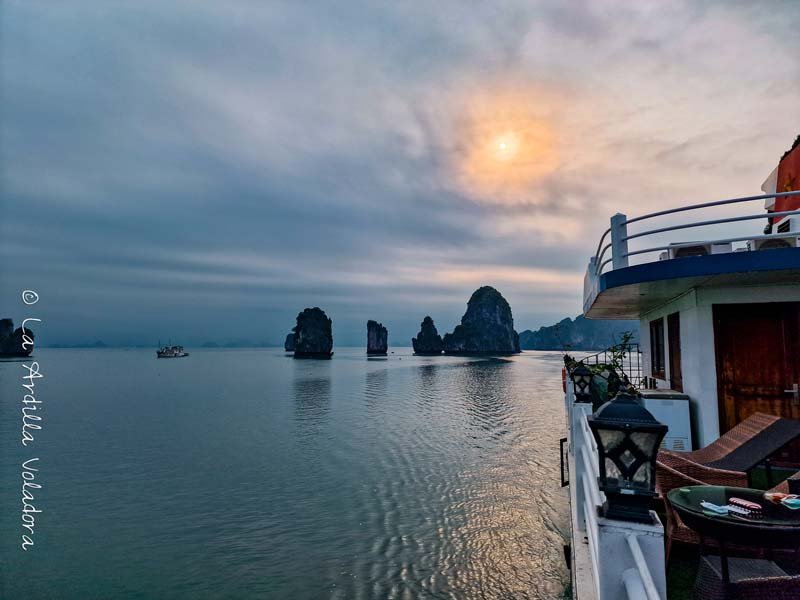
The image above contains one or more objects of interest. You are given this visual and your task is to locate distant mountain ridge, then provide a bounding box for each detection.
[518,315,639,351]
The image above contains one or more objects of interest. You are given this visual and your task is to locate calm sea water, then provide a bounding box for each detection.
[1,348,569,599]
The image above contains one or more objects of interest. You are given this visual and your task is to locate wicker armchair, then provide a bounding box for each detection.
[694,555,800,600]
[671,412,780,465]
[656,452,748,563]
[765,471,800,572]
[657,451,749,489]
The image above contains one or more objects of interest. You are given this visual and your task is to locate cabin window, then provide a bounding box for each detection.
[649,318,665,380]
[667,312,683,392]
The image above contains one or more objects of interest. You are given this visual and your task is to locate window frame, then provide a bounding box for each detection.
[649,317,666,380]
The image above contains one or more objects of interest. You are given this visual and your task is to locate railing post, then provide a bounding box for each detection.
[610,213,629,270]
[584,256,600,314]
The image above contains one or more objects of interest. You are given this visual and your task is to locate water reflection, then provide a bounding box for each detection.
[458,359,514,446]
[293,362,331,434]
[412,362,441,413]
[364,367,388,410]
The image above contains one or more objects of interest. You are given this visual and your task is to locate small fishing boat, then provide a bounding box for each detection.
[156,343,189,358]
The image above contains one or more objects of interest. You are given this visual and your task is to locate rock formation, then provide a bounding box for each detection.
[292,307,333,358]
[284,333,295,352]
[518,315,639,351]
[0,318,34,357]
[366,320,388,355]
[442,286,521,355]
[411,316,443,355]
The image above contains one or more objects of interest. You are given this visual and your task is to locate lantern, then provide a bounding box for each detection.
[570,363,593,403]
[587,392,667,522]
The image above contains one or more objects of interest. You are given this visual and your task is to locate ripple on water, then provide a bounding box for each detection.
[0,349,568,600]
[337,352,569,599]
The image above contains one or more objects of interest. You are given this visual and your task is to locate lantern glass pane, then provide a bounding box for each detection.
[631,431,660,457]
[605,457,623,486]
[598,429,624,451]
[604,459,652,490]
[629,431,659,488]
[632,463,652,488]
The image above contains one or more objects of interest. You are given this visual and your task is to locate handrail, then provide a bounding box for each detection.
[599,257,614,274]
[623,230,800,260]
[623,207,800,242]
[582,471,601,591]
[623,190,800,226]
[594,228,612,262]
[597,242,613,272]
[578,342,643,389]
[589,190,800,277]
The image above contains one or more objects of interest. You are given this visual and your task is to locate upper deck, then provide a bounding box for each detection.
[584,191,800,319]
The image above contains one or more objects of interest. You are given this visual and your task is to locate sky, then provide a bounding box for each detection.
[1,1,799,346]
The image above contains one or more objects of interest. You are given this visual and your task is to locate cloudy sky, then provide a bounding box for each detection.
[1,1,798,346]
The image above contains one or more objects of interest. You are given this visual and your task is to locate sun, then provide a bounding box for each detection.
[454,87,559,203]
[491,132,521,161]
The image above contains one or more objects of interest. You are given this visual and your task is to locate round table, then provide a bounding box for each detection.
[667,486,800,548]
[667,486,800,597]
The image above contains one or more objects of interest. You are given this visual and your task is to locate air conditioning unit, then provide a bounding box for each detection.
[747,236,799,251]
[773,215,800,234]
[639,393,692,451]
[666,242,732,260]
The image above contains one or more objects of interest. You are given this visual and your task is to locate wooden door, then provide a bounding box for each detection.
[668,312,683,392]
[714,302,800,433]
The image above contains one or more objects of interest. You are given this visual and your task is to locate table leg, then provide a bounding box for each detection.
[719,540,731,595]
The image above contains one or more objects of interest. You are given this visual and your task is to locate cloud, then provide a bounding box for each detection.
[1,0,798,345]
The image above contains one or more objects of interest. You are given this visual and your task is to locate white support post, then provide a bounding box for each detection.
[610,213,629,270]
[584,256,600,313]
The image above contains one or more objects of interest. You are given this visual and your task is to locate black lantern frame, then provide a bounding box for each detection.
[587,392,667,523]
[570,363,593,403]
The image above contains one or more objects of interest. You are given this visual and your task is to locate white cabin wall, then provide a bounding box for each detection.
[681,303,719,447]
[638,284,800,448]
[640,290,720,448]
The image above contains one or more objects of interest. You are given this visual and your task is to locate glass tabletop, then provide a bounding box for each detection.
[667,485,800,528]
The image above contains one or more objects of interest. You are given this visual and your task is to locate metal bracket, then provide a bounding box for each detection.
[785,383,800,406]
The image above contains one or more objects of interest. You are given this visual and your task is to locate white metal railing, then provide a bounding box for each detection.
[566,382,666,600]
[626,534,661,600]
[591,190,800,276]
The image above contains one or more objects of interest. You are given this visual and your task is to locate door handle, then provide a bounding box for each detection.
[784,383,800,405]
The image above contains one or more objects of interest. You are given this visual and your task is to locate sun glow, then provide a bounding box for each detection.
[455,88,559,204]
[492,132,521,161]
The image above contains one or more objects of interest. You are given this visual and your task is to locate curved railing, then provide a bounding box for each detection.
[591,190,800,276]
